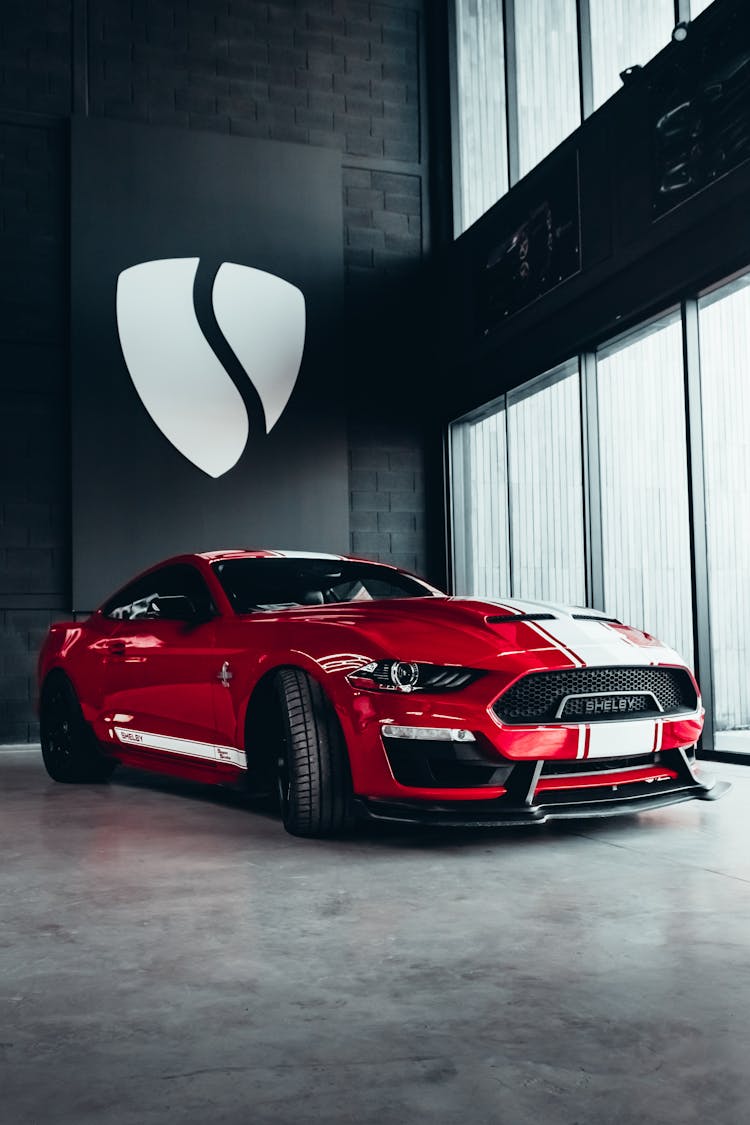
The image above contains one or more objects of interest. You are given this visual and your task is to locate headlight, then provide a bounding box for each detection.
[347,660,483,693]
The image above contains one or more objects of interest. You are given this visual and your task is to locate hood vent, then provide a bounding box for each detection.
[571,614,621,623]
[486,612,557,624]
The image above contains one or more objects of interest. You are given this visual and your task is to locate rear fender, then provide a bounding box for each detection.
[37,623,84,710]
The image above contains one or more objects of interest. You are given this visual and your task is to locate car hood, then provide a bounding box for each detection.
[258,596,687,671]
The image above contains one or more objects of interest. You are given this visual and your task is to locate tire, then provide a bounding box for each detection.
[272,668,355,838]
[40,673,116,783]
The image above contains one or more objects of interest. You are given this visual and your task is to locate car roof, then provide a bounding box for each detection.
[195,549,356,563]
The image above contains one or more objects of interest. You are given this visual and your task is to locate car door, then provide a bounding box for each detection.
[98,564,223,769]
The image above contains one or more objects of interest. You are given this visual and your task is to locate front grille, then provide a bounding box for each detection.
[494,666,697,725]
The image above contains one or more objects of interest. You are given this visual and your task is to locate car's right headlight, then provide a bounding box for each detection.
[346,660,483,694]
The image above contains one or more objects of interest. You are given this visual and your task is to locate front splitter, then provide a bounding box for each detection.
[354,773,730,829]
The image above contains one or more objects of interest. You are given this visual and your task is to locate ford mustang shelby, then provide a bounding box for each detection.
[37,550,728,836]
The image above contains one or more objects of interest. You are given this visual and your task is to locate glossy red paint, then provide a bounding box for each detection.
[38,550,717,819]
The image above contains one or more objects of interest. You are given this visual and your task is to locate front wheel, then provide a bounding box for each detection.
[272,669,355,838]
[40,673,116,783]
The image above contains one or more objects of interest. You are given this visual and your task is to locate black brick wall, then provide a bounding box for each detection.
[349,418,425,571]
[0,0,438,742]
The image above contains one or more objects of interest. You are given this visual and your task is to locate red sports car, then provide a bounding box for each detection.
[37,550,728,836]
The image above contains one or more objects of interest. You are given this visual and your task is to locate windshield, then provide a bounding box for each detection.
[212,558,437,614]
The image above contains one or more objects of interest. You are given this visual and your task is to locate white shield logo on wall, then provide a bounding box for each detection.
[116,258,306,478]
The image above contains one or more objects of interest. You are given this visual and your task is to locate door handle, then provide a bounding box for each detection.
[105,641,126,657]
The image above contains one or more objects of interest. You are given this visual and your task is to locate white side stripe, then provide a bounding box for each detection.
[113,726,247,769]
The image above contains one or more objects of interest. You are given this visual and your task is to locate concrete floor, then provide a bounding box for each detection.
[1,751,749,1125]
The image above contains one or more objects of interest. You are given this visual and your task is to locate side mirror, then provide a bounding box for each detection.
[151,595,200,622]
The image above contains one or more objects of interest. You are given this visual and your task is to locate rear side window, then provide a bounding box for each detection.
[102,564,215,620]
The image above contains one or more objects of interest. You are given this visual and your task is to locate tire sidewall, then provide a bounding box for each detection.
[40,672,113,783]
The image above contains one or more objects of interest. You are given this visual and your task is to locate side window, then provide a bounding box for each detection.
[103,565,215,621]
[103,576,157,621]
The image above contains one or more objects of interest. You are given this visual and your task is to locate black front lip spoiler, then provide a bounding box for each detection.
[354,759,730,829]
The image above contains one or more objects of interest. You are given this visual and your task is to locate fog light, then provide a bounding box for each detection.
[382,725,476,742]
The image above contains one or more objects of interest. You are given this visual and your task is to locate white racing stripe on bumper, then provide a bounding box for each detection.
[113,726,247,769]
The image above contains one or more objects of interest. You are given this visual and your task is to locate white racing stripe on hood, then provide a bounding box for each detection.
[520,619,584,667]
[477,598,687,669]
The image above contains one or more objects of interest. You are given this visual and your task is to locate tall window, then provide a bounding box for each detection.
[698,278,750,746]
[588,0,675,108]
[596,315,694,663]
[454,406,511,598]
[451,362,586,605]
[451,0,685,233]
[515,0,581,178]
[506,365,586,603]
[453,0,508,232]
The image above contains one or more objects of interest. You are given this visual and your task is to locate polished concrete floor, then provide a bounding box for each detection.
[1,749,749,1125]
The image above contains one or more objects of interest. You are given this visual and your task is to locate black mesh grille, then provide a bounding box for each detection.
[494,666,697,725]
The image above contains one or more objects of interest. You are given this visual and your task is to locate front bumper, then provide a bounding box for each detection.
[352,750,730,827]
[337,672,706,804]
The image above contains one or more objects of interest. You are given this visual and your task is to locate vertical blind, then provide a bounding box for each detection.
[506,367,586,604]
[453,363,586,606]
[515,0,581,178]
[588,0,675,108]
[698,280,750,735]
[690,0,715,15]
[596,317,694,665]
[465,408,511,597]
[454,0,508,232]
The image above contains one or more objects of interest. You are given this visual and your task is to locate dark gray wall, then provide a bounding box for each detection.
[0,0,442,742]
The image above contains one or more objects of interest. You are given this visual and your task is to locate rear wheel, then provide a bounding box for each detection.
[272,669,355,838]
[40,673,116,783]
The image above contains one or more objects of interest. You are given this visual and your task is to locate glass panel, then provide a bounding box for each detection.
[453,407,511,598]
[507,364,586,603]
[699,277,750,750]
[596,315,694,665]
[454,0,508,233]
[589,0,675,109]
[515,0,581,178]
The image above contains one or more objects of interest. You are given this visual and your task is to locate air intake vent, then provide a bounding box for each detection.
[486,612,557,624]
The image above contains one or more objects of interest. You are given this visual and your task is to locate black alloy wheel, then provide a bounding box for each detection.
[271,668,355,838]
[40,674,116,783]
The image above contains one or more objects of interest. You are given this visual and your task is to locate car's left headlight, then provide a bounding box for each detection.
[346,660,483,693]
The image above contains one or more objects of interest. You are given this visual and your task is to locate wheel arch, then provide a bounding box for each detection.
[242,661,350,769]
[39,664,76,701]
